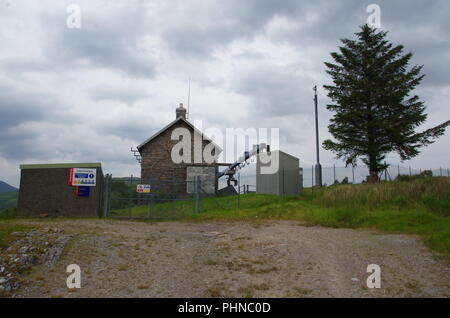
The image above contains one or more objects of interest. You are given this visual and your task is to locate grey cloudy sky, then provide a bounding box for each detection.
[1,0,449,187]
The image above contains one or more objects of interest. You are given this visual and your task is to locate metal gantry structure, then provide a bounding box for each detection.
[218,143,270,186]
[130,147,142,164]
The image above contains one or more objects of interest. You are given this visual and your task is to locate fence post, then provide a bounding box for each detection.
[398,165,400,178]
[237,173,240,209]
[194,176,200,214]
[440,167,443,177]
[148,193,154,218]
[409,166,412,176]
[108,174,112,216]
[103,174,110,217]
[384,161,387,181]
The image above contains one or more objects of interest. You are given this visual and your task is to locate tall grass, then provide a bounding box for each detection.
[314,177,450,216]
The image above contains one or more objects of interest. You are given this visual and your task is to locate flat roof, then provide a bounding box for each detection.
[20,162,102,170]
[260,150,299,161]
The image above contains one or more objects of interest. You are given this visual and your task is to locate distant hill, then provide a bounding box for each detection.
[0,181,18,193]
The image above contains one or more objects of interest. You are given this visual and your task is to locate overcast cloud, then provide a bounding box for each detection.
[1,0,449,187]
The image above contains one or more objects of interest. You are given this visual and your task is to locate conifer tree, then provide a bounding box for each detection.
[323,25,449,182]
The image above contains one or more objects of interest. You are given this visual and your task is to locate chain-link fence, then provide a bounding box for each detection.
[103,164,449,219]
[105,177,202,219]
[222,164,450,189]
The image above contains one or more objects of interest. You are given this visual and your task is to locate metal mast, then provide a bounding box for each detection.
[187,78,191,120]
[313,85,322,187]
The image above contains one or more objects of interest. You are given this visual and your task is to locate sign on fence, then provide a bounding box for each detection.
[136,184,151,193]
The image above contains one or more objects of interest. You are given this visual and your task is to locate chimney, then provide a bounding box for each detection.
[176,103,187,119]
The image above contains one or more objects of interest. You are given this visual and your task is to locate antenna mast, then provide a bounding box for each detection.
[187,77,191,119]
[313,85,322,187]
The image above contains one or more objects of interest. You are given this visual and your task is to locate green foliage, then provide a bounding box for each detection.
[323,24,449,176]
[421,170,433,177]
[0,191,18,211]
[0,208,16,220]
[396,171,433,182]
[341,177,349,184]
[110,179,137,209]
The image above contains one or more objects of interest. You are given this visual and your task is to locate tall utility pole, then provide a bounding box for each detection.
[313,86,322,187]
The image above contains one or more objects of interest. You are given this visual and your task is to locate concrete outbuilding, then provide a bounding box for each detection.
[256,150,301,195]
[17,163,104,217]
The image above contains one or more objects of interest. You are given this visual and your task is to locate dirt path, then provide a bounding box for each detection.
[9,220,450,297]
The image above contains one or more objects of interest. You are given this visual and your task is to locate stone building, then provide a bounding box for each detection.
[137,104,221,194]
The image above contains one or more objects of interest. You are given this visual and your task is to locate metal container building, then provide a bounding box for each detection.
[256,150,300,195]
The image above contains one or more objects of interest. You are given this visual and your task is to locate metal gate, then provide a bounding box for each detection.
[103,176,201,220]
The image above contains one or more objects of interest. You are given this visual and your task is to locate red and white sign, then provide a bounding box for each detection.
[136,184,151,193]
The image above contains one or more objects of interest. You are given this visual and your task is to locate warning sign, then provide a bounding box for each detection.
[136,184,151,193]
[72,168,96,187]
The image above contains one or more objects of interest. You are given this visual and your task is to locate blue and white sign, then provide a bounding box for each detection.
[72,168,96,187]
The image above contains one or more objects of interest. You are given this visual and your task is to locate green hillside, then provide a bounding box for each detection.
[0,191,18,211]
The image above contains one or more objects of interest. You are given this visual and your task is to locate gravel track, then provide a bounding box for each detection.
[11,219,450,298]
